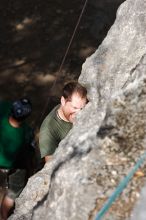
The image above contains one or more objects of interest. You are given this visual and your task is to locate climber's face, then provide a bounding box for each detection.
[61,92,87,123]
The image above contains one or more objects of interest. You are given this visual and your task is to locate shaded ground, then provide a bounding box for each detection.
[0,0,124,128]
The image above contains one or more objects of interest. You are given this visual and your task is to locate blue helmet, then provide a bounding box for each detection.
[11,98,32,120]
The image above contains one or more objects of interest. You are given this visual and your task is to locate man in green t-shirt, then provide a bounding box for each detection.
[39,81,87,163]
[0,98,34,220]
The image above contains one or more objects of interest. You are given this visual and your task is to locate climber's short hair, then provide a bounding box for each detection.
[62,81,87,101]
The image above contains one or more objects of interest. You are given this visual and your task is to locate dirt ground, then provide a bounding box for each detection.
[0,0,122,128]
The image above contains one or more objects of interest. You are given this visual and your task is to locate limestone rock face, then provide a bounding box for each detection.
[130,184,146,220]
[9,0,146,219]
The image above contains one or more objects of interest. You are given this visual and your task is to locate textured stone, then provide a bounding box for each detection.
[130,184,146,220]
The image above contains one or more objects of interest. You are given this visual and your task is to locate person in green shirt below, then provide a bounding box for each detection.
[0,98,34,220]
[39,81,87,163]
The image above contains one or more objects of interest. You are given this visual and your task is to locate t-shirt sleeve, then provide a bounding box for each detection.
[39,119,59,158]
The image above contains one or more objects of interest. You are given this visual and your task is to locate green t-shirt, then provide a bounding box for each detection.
[0,101,33,169]
[39,105,72,158]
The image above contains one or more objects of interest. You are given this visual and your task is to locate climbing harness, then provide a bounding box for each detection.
[94,151,146,220]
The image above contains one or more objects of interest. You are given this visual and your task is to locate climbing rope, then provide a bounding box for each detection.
[50,0,88,92]
[94,151,146,220]
[36,0,88,128]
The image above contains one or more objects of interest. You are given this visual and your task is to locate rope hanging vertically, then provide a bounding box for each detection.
[50,0,88,92]
[36,0,88,128]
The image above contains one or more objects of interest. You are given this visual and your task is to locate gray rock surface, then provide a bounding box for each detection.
[9,0,146,219]
[130,184,146,220]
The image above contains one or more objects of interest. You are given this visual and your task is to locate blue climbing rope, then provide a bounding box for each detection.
[95,151,146,220]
